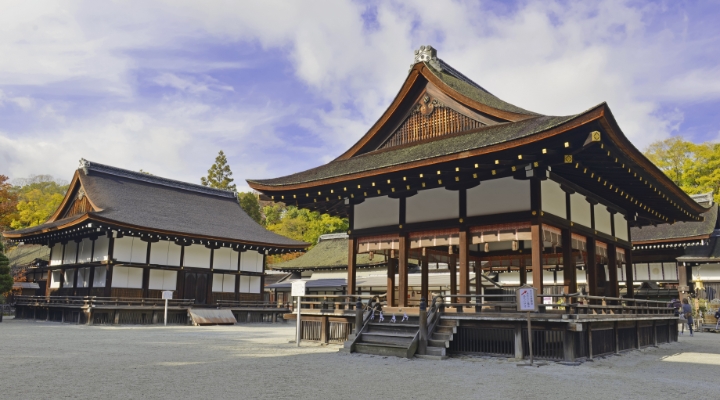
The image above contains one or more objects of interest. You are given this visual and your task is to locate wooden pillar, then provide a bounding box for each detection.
[72,267,79,296]
[586,238,598,296]
[142,267,150,298]
[449,254,457,296]
[398,235,409,308]
[519,257,527,286]
[531,224,543,294]
[677,262,687,302]
[387,258,396,307]
[562,228,576,294]
[104,235,115,297]
[234,274,240,302]
[458,230,470,304]
[347,237,357,296]
[421,253,429,303]
[607,244,619,298]
[624,246,635,298]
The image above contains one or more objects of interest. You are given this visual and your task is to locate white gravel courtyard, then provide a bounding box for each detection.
[1,317,718,399]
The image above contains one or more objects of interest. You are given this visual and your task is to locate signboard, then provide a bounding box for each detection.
[291,281,307,297]
[516,287,538,312]
[162,291,173,300]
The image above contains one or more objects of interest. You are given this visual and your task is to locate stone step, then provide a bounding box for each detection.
[355,343,410,358]
[431,332,453,341]
[425,346,446,357]
[435,325,457,334]
[363,331,416,339]
[360,335,414,347]
[428,338,450,348]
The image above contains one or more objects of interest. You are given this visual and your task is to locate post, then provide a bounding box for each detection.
[164,299,168,327]
[531,225,543,295]
[449,254,457,297]
[387,258,396,307]
[527,312,534,365]
[354,300,363,335]
[418,297,428,355]
[421,253,429,304]
[607,244,619,298]
[347,237,357,298]
[296,296,302,347]
[398,235,409,307]
[586,238,598,296]
[562,228,576,294]
[458,230,469,304]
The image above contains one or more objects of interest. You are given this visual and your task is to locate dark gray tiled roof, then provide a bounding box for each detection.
[430,59,541,117]
[7,161,306,248]
[631,204,717,242]
[677,236,720,262]
[250,113,581,187]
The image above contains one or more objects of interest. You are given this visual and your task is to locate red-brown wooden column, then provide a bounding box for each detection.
[562,228,576,294]
[624,245,635,298]
[531,224,543,294]
[347,237,357,296]
[449,254,457,297]
[586,237,598,296]
[607,244,619,298]
[421,253,429,302]
[458,230,469,304]
[398,235,409,307]
[387,257,396,307]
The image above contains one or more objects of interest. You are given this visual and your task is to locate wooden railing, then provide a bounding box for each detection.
[294,294,387,312]
[441,292,675,316]
[14,295,194,308]
[215,300,291,309]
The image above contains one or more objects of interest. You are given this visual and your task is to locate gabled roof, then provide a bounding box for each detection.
[248,46,707,226]
[632,204,718,244]
[4,160,307,250]
[677,235,720,262]
[270,233,385,271]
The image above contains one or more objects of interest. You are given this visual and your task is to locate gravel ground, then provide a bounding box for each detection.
[1,317,718,400]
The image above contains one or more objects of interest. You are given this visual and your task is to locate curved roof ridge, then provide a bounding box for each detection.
[79,159,237,199]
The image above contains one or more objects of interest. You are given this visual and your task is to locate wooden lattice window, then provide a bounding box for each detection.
[380,96,484,149]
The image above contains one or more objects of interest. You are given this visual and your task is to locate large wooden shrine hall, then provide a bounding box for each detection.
[249,46,705,360]
[3,159,306,324]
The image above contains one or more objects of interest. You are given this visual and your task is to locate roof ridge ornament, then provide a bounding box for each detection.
[411,45,442,72]
[79,158,90,175]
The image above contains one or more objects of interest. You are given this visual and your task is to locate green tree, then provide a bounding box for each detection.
[201,150,236,191]
[238,192,262,224]
[265,205,348,246]
[0,242,13,301]
[644,137,694,187]
[0,175,18,231]
[8,176,69,230]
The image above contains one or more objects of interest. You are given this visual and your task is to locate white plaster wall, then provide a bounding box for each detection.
[353,195,399,229]
[541,179,567,218]
[239,276,250,292]
[149,270,177,290]
[614,214,629,240]
[92,236,109,262]
[594,205,612,235]
[406,187,458,223]
[77,238,93,263]
[50,243,63,266]
[664,263,678,280]
[112,266,143,288]
[240,251,263,273]
[150,241,182,266]
[113,237,147,264]
[467,177,530,217]
[63,243,78,264]
[183,244,211,269]
[570,193,591,228]
[213,247,238,271]
[634,263,650,280]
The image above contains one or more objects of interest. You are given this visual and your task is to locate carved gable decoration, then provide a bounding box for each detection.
[379,95,485,150]
[61,188,93,219]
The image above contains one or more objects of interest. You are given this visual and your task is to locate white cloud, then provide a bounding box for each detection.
[1,0,719,185]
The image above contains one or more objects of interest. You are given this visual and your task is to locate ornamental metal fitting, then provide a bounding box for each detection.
[411,45,442,71]
[78,158,90,175]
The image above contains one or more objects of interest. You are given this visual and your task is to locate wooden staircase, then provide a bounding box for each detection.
[424,318,458,357]
[346,314,420,359]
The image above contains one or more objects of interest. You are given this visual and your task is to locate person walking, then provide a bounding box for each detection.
[682,298,694,336]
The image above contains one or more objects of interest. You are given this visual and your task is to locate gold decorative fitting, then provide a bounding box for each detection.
[532,211,537,216]
[399,224,403,229]
[314,199,317,202]
[511,166,516,171]
[607,151,610,156]
[343,187,347,191]
[473,173,477,179]
[377,190,381,194]
[518,155,523,160]
[306,193,309,197]
[542,148,547,154]
[540,211,544,216]
[338,196,342,199]
[403,177,406,181]
[583,168,587,173]
[391,188,395,192]
[281,195,284,199]
[372,182,375,186]
[591,131,601,141]
[318,191,321,195]
[564,142,570,148]
[495,160,500,164]
[350,194,354,198]
[437,170,441,175]
[364,192,367,196]
[459,218,464,223]
[406,185,410,190]
[387,179,391,184]
[330,189,334,193]
[600,144,604,149]
[347,230,351,234]
[326,197,329,201]
[590,172,594,178]
[615,158,618,162]
[455,167,459,172]
[438,179,442,184]
[575,162,579,168]
[455,176,459,182]
[570,222,574,226]
[533,162,539,167]
[271,196,274,200]
[474,163,479,168]
[293,194,296,198]
[419,173,424,178]
[564,155,573,163]
[422,182,426,187]
[492,170,496,175]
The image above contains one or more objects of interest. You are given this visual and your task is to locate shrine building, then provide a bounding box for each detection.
[248,46,704,360]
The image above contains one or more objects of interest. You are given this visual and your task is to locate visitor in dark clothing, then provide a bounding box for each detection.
[682,298,694,336]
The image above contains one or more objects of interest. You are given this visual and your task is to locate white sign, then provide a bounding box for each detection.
[517,287,537,312]
[291,281,306,297]
[162,291,173,300]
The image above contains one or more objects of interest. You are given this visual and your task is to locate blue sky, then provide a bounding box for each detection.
[1,0,719,191]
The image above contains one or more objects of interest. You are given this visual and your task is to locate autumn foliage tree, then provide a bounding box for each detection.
[0,242,13,302]
[8,176,68,230]
[0,175,18,231]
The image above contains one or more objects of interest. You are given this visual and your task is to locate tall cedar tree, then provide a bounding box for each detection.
[0,175,18,231]
[0,242,13,300]
[201,150,237,191]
